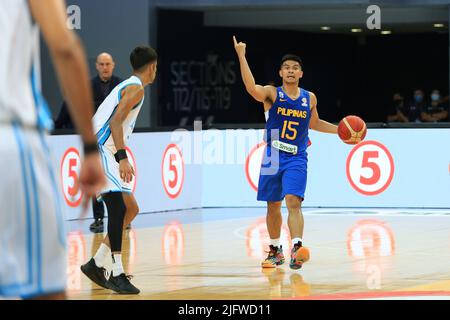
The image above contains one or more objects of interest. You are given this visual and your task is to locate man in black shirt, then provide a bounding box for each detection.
[55,52,123,128]
[406,89,427,123]
[421,89,449,122]
[387,93,408,122]
[55,52,123,232]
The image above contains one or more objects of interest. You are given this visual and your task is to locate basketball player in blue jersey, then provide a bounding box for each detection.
[80,46,157,294]
[234,36,338,270]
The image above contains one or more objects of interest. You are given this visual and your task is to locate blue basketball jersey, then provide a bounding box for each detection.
[264,87,311,155]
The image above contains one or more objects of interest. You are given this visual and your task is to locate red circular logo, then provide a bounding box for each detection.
[346,140,394,196]
[161,144,185,199]
[347,219,395,259]
[66,231,86,292]
[162,221,185,265]
[60,147,83,207]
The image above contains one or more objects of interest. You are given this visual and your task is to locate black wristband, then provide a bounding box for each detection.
[83,142,98,156]
[114,149,128,162]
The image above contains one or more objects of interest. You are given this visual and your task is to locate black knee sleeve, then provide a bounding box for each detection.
[103,192,126,252]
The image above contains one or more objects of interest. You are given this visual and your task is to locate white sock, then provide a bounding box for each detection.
[270,239,281,248]
[93,243,111,268]
[112,253,124,277]
[292,238,303,246]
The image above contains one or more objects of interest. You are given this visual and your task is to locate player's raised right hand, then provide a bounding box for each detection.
[233,36,246,57]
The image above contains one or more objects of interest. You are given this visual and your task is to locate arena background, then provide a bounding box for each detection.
[44,0,450,219]
[30,0,450,301]
[43,0,450,128]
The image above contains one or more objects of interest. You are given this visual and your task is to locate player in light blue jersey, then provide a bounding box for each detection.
[0,0,105,299]
[234,36,338,270]
[80,46,157,294]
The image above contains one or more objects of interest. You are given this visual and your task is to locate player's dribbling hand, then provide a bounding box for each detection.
[233,36,246,57]
[119,159,135,184]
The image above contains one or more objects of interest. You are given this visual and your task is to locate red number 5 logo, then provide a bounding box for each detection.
[360,151,381,185]
[68,158,79,197]
[346,141,394,196]
[169,154,178,189]
[61,147,83,207]
[162,144,185,199]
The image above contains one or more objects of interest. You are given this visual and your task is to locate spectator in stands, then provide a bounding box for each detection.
[404,89,427,123]
[387,93,408,122]
[420,89,449,122]
[55,52,123,233]
[55,52,123,129]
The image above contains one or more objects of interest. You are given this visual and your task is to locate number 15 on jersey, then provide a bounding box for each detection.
[281,120,299,140]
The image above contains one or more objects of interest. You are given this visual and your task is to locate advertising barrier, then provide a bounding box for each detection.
[49,128,450,220]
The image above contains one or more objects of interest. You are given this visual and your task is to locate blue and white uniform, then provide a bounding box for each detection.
[93,76,144,194]
[0,0,66,298]
[257,87,312,201]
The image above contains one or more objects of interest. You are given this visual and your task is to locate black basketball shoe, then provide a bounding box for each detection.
[106,273,140,294]
[89,219,104,233]
[80,258,109,289]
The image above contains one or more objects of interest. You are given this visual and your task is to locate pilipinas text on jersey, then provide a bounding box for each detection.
[264,87,311,155]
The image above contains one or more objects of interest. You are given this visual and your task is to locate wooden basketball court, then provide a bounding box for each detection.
[66,208,450,300]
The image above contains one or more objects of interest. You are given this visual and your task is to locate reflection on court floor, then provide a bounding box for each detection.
[66,208,450,300]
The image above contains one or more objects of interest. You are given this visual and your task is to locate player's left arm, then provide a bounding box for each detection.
[309,92,338,134]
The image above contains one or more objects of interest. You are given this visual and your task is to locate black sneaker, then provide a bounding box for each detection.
[80,258,109,289]
[89,219,104,233]
[106,274,140,294]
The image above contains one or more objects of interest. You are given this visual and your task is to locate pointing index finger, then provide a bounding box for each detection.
[233,35,238,46]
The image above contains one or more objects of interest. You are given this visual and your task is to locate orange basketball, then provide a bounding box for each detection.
[338,115,367,145]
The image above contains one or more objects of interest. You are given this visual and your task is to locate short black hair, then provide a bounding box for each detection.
[130,46,157,71]
[280,54,302,69]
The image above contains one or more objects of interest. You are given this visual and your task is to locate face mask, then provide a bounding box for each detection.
[414,95,423,103]
[431,94,440,101]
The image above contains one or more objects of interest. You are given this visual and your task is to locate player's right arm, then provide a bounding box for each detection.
[233,36,276,104]
[30,0,105,197]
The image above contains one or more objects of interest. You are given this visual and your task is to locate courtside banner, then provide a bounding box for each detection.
[202,128,450,208]
[49,128,450,219]
[49,132,202,220]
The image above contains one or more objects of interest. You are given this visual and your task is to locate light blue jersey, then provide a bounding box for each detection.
[92,75,144,194]
[1,1,65,298]
[93,75,144,153]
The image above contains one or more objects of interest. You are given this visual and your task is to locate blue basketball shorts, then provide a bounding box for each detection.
[257,147,308,202]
